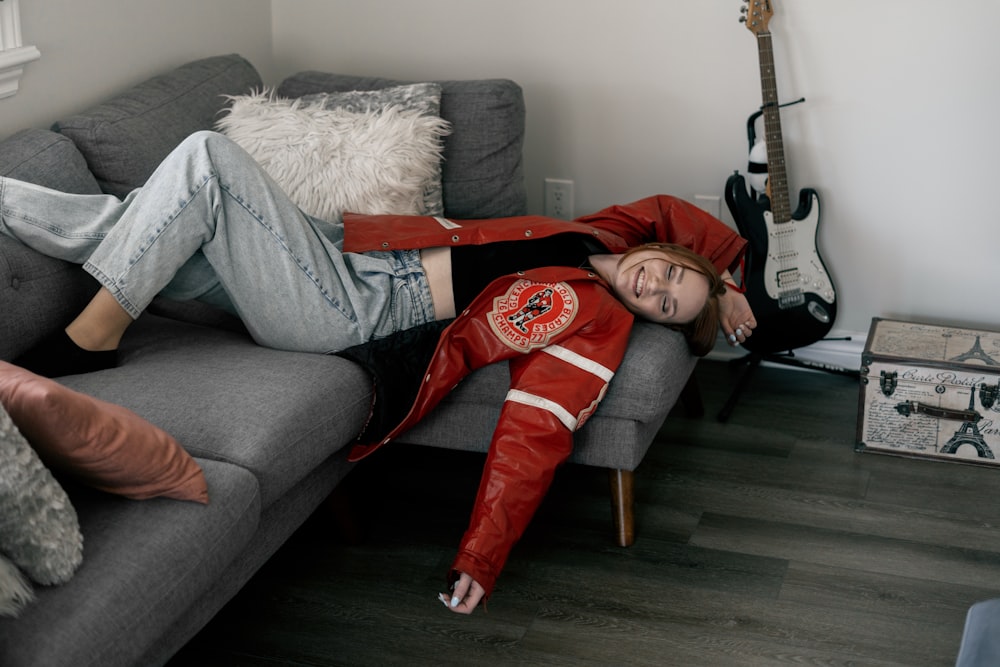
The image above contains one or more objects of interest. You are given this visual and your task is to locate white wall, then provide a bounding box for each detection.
[271,0,1000,339]
[0,0,273,136]
[2,1,997,340]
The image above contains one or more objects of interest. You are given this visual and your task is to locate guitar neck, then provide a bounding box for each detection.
[757,31,792,224]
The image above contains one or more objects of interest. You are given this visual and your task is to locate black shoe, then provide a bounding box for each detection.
[11,329,118,378]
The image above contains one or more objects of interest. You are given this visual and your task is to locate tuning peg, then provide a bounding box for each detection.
[739,16,747,23]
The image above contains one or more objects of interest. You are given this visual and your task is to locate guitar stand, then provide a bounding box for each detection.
[718,97,849,423]
[716,344,860,423]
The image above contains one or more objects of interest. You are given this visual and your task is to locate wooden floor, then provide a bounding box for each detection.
[168,359,1000,666]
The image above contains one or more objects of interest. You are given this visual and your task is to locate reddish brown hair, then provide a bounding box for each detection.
[618,243,726,356]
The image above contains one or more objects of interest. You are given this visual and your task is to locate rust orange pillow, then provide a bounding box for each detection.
[0,362,208,503]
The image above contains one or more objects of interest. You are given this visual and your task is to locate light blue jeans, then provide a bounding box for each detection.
[0,131,437,354]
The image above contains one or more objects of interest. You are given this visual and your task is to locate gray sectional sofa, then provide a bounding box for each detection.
[0,54,697,666]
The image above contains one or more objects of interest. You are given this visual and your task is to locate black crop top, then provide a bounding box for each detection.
[450,233,605,312]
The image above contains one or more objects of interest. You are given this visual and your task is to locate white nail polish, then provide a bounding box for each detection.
[438,593,450,607]
[451,595,460,607]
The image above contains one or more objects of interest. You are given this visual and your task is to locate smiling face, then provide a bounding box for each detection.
[597,248,711,325]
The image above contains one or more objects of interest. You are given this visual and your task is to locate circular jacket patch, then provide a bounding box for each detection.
[488,280,579,352]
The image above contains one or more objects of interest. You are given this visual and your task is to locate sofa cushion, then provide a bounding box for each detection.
[58,315,373,508]
[277,72,526,219]
[0,128,101,194]
[53,54,262,198]
[215,85,450,222]
[0,457,260,667]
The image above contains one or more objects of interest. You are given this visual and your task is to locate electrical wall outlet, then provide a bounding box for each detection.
[544,178,574,219]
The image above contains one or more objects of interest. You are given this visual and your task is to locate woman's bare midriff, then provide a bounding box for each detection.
[419,246,456,320]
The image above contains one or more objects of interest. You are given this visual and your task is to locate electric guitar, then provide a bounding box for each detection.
[726,0,837,354]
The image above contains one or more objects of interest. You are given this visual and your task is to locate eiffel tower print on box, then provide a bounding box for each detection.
[858,318,1000,466]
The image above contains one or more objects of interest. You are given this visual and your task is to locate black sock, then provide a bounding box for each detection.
[11,329,118,378]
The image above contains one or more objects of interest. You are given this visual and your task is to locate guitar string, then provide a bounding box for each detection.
[758,31,794,295]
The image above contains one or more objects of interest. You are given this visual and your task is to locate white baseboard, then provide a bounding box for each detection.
[706,328,867,374]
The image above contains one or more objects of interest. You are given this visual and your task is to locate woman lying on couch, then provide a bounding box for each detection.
[0,130,755,614]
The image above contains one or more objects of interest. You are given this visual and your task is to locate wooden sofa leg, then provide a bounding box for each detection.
[609,468,635,547]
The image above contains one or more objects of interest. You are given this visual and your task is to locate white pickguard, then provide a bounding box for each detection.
[761,192,835,307]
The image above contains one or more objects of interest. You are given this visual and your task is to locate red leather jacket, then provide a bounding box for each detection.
[342,195,746,599]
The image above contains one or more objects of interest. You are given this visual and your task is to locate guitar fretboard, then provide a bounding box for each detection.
[757,32,792,225]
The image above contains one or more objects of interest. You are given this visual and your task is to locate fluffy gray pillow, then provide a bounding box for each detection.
[215,83,450,222]
[0,405,83,617]
[0,554,32,618]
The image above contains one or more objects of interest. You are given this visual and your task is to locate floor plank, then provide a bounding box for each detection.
[168,360,998,666]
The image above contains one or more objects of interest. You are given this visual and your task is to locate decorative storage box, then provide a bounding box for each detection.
[858,318,1000,466]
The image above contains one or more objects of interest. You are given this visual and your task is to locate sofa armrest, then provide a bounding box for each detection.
[0,237,98,361]
[0,128,105,361]
[397,322,696,470]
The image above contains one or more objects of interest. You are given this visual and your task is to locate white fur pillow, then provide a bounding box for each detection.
[216,88,451,222]
[0,404,83,617]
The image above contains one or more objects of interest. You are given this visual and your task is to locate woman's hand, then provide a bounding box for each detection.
[719,285,757,347]
[438,571,486,614]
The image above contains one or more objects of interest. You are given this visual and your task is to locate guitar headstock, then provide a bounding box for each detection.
[740,0,774,35]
